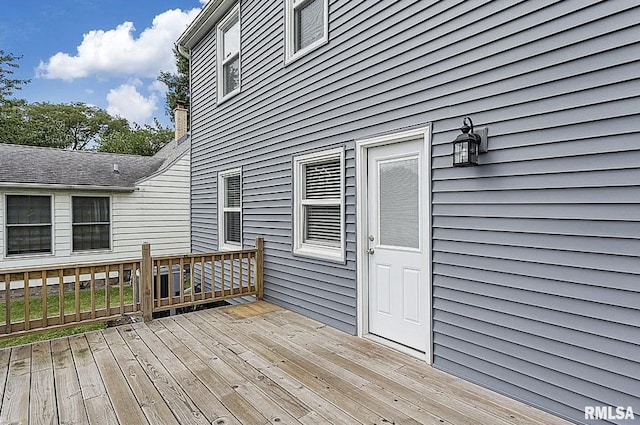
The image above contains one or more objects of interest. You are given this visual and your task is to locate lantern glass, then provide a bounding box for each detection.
[453,139,479,166]
[469,140,479,163]
[453,140,469,165]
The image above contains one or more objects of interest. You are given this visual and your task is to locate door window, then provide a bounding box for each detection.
[378,157,419,249]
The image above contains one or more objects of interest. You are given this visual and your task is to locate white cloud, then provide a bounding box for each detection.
[149,79,168,96]
[199,0,210,4]
[37,8,200,81]
[106,82,158,124]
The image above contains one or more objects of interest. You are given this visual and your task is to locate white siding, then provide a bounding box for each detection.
[0,152,190,270]
[113,153,191,258]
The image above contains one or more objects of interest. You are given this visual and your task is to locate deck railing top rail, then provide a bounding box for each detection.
[0,258,142,278]
[151,248,258,263]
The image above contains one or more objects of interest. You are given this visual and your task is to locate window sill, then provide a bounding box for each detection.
[219,243,242,252]
[217,88,240,106]
[284,37,328,66]
[5,251,54,259]
[71,248,113,255]
[293,244,344,264]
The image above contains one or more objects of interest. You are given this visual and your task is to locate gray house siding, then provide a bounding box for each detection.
[187,0,640,423]
[427,1,640,422]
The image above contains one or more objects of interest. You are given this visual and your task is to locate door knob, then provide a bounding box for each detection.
[367,248,375,255]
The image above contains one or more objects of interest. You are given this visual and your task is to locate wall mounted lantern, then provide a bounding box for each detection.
[452,117,488,167]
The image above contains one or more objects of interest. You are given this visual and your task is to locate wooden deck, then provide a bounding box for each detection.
[0,301,571,425]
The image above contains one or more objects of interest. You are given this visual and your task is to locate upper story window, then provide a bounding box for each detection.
[285,0,329,64]
[218,168,242,250]
[293,148,344,262]
[217,4,241,103]
[72,196,111,252]
[5,195,52,256]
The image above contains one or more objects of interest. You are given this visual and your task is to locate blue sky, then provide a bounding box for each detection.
[1,0,207,127]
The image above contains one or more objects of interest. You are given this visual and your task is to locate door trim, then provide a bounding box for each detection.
[355,125,433,364]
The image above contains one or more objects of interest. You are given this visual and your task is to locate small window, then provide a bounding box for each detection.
[285,0,328,63]
[72,196,111,251]
[218,169,242,249]
[217,4,241,102]
[293,148,344,262]
[5,195,52,256]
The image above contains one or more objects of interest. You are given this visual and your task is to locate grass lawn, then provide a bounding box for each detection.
[0,323,107,348]
[0,284,135,348]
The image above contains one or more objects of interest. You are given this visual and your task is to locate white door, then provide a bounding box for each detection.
[367,138,428,352]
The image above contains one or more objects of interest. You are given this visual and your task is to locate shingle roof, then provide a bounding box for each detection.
[0,137,190,190]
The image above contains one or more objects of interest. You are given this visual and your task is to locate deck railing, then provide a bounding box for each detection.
[0,237,264,338]
[142,237,264,321]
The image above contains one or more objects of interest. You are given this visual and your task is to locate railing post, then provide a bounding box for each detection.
[256,237,264,300]
[141,243,153,323]
[4,274,11,335]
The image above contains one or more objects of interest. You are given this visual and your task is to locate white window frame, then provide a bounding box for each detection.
[293,147,345,262]
[284,0,329,65]
[71,195,112,253]
[218,168,242,250]
[4,193,54,257]
[217,3,241,104]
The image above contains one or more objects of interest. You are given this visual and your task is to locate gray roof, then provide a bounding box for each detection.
[0,136,190,191]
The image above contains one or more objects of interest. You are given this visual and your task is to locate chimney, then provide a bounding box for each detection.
[174,103,188,141]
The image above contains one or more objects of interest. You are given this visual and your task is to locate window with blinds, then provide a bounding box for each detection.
[285,0,328,63]
[293,148,344,262]
[72,196,111,251]
[303,159,341,246]
[217,4,240,102]
[6,195,52,256]
[219,169,242,249]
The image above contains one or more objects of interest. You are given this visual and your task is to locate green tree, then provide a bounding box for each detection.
[158,48,189,124]
[0,52,31,143]
[0,99,28,144]
[20,102,129,150]
[97,120,173,156]
[2,101,128,150]
[0,51,30,102]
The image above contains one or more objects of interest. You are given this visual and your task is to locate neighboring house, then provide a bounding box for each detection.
[177,1,639,424]
[0,123,191,270]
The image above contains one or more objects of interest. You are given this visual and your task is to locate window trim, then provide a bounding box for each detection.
[71,195,112,253]
[218,168,242,250]
[4,193,54,258]
[216,3,241,104]
[293,147,345,262]
[284,0,329,65]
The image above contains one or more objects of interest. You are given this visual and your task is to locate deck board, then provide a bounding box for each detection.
[172,314,317,423]
[145,321,251,425]
[0,301,573,425]
[101,327,179,425]
[153,319,301,425]
[1,345,31,424]
[258,313,511,425]
[30,341,57,425]
[250,313,461,425]
[0,348,10,411]
[85,331,150,425]
[69,334,119,424]
[117,324,211,425]
[51,338,89,425]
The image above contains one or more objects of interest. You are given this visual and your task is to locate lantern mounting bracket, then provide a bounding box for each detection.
[476,126,489,153]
